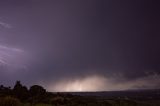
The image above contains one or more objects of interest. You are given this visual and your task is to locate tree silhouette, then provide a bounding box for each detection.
[0,85,12,96]
[29,85,46,104]
[29,85,46,96]
[13,81,29,101]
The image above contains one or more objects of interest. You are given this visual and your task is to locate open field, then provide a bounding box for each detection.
[1,91,160,106]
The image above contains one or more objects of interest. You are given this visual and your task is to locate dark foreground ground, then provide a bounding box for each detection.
[1,89,160,106]
[0,82,160,106]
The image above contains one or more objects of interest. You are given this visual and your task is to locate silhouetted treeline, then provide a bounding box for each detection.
[0,81,55,104]
[1,81,160,106]
[0,81,79,105]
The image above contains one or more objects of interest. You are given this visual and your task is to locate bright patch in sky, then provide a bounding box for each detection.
[0,21,12,28]
[48,75,108,92]
[46,74,160,92]
[0,44,28,70]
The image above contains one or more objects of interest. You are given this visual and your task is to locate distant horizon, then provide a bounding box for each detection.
[1,80,160,93]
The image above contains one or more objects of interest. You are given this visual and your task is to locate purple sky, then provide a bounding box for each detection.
[0,0,160,91]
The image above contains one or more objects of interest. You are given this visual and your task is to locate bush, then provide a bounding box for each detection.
[0,96,21,106]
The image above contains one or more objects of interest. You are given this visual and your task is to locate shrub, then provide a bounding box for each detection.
[0,96,21,106]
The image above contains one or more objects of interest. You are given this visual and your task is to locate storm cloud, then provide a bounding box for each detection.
[0,0,160,91]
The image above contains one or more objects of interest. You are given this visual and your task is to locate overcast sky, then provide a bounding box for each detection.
[0,0,160,91]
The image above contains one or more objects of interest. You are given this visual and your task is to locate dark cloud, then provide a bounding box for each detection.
[0,0,160,91]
